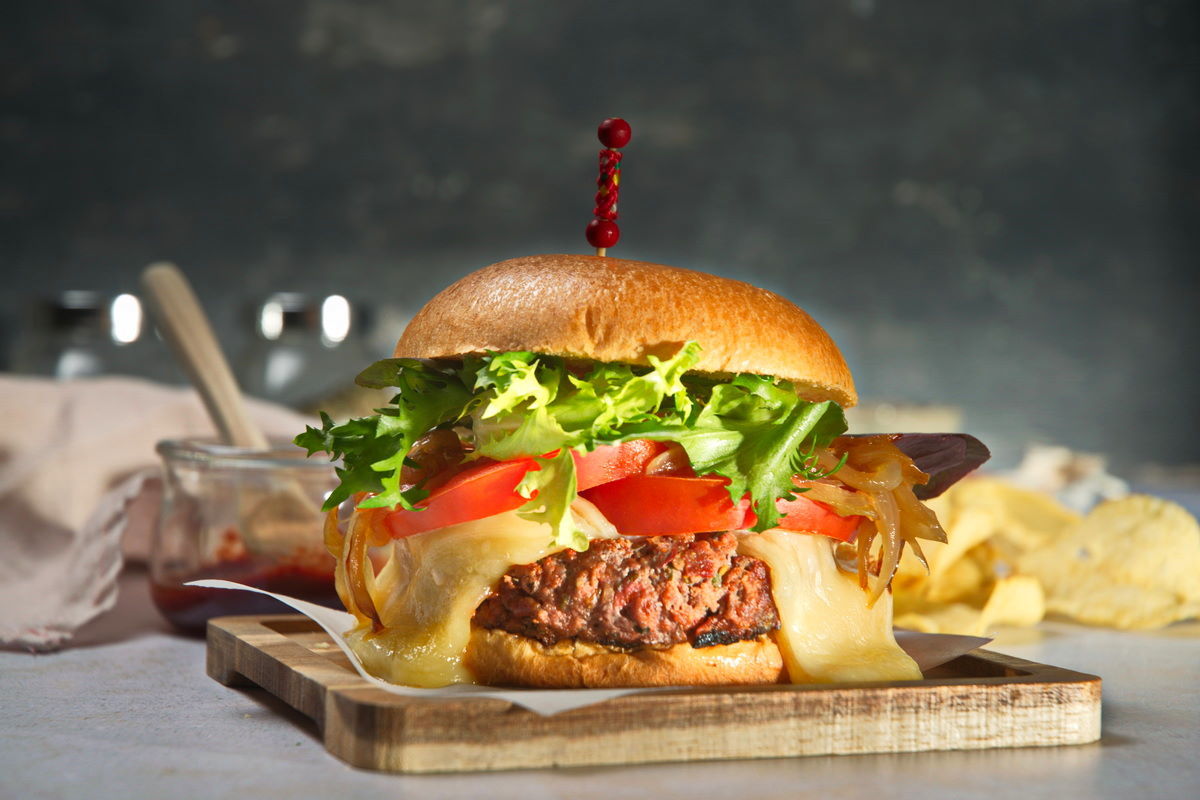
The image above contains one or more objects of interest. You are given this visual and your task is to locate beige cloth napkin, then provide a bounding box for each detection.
[0,375,311,650]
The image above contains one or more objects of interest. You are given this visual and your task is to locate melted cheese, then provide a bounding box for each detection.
[345,511,919,687]
[737,530,922,682]
[347,510,564,687]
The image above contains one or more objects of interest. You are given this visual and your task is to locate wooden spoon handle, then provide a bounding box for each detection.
[140,262,269,450]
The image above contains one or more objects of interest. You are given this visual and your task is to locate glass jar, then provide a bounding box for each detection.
[236,292,377,409]
[9,290,183,384]
[149,439,342,634]
[10,291,118,378]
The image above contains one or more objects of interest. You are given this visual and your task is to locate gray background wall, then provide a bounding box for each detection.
[2,0,1197,470]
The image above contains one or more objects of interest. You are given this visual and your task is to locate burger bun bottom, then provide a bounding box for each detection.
[465,627,787,688]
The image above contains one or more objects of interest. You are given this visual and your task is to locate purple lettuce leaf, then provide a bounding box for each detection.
[849,433,991,499]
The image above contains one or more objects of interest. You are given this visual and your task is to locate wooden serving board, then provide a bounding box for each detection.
[206,615,1101,773]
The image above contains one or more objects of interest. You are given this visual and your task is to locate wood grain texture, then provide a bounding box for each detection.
[206,615,1102,773]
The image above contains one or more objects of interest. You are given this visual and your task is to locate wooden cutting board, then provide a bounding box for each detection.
[206,615,1101,773]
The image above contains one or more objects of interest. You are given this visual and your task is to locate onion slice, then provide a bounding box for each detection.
[644,443,693,476]
[570,495,620,540]
[793,480,876,519]
[820,435,948,605]
[345,509,383,632]
[323,507,343,560]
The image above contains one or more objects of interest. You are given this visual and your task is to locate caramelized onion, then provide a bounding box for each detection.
[644,442,693,476]
[868,489,903,605]
[323,508,343,560]
[844,461,903,492]
[856,520,877,584]
[819,451,902,492]
[345,510,383,632]
[894,484,946,543]
[793,481,876,519]
[906,536,929,572]
[326,508,355,614]
[820,435,946,605]
[401,429,466,491]
[570,495,620,540]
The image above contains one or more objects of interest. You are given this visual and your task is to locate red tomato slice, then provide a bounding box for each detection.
[381,440,670,539]
[383,458,535,538]
[380,438,863,543]
[583,475,864,540]
[573,440,667,490]
[775,494,863,542]
[581,476,756,536]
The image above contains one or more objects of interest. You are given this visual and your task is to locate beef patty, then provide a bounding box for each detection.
[471,532,780,649]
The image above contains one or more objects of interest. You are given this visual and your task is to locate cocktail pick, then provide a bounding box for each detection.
[586,117,631,257]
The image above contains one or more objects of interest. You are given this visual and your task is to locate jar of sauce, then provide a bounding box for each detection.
[150,439,342,634]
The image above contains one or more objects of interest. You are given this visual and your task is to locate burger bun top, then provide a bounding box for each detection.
[395,254,856,408]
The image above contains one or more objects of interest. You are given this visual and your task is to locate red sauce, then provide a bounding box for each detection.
[151,536,341,635]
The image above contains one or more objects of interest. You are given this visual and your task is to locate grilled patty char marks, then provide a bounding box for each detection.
[471,532,780,649]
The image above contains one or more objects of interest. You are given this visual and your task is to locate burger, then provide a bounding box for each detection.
[297,254,987,689]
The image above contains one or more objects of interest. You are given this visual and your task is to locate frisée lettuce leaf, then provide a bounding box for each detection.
[294,342,848,544]
[296,358,474,511]
[514,449,586,550]
[606,376,848,531]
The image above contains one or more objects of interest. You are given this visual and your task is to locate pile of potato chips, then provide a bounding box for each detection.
[892,478,1200,635]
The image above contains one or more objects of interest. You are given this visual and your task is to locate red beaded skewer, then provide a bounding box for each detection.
[587,117,631,257]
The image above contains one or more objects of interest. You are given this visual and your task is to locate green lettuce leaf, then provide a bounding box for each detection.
[604,391,847,532]
[584,342,700,430]
[294,359,472,511]
[295,342,848,539]
[514,448,586,550]
[474,406,576,461]
[474,351,561,419]
[470,342,702,455]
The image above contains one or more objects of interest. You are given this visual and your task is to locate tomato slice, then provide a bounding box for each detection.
[583,475,864,540]
[380,437,863,542]
[581,476,757,536]
[381,440,671,539]
[573,440,667,490]
[383,458,535,538]
[775,494,863,542]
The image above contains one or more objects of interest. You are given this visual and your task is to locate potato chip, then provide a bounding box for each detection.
[892,477,1070,635]
[979,575,1044,629]
[1017,495,1200,629]
[924,556,990,605]
[894,574,1046,636]
[895,493,955,581]
[952,478,1081,558]
[895,604,990,636]
[894,478,1199,634]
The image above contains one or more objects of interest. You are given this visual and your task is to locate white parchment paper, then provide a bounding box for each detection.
[190,579,989,716]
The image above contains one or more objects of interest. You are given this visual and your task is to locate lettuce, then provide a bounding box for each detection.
[514,449,585,550]
[606,377,847,531]
[295,342,848,543]
[294,358,472,511]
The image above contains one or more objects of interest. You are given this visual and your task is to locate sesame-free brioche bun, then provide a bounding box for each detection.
[464,626,787,689]
[395,254,857,408]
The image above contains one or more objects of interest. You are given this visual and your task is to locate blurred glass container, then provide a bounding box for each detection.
[236,292,376,409]
[149,439,342,634]
[9,290,182,383]
[11,291,119,378]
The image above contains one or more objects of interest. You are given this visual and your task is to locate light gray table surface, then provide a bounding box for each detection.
[3,567,1198,800]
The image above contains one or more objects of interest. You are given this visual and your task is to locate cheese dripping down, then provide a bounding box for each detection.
[736,530,921,682]
[343,502,617,688]
[338,514,919,688]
